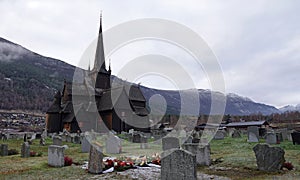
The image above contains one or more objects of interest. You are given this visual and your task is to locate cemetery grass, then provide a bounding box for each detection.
[1,136,300,179]
[198,135,300,180]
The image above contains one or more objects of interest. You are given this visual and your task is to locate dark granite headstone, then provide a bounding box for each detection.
[0,144,8,156]
[291,132,300,145]
[253,144,285,172]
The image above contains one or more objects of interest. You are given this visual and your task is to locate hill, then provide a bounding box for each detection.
[0,37,75,112]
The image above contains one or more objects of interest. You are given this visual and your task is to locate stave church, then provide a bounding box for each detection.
[46,16,150,133]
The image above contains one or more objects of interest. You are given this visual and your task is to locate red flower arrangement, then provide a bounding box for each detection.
[103,159,134,172]
[30,151,36,157]
[283,162,294,170]
[64,156,73,166]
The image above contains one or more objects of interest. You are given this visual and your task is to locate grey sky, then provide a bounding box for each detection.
[0,0,299,108]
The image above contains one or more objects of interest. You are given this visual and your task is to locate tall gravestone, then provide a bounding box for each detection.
[287,131,293,142]
[21,142,30,158]
[280,128,288,140]
[265,133,276,144]
[161,149,197,180]
[162,137,180,151]
[247,126,259,142]
[105,135,121,154]
[48,145,65,167]
[182,143,211,166]
[276,133,283,143]
[140,136,149,149]
[88,145,103,174]
[81,136,91,153]
[291,132,300,145]
[253,144,285,172]
[0,144,8,156]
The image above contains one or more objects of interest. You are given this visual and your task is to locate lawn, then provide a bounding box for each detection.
[0,135,300,179]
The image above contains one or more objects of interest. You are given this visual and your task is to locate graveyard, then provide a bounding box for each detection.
[1,132,300,180]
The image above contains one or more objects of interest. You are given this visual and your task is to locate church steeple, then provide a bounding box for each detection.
[90,12,111,90]
[92,12,108,74]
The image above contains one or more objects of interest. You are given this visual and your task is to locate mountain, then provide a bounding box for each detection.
[279,104,300,112]
[0,37,280,115]
[0,37,75,112]
[140,86,280,115]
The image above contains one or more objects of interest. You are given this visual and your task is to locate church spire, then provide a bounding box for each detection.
[93,12,107,73]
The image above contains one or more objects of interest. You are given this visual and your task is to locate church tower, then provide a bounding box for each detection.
[90,13,111,90]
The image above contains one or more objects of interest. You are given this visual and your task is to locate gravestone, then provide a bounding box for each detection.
[48,145,65,167]
[140,136,149,149]
[280,128,288,140]
[276,133,283,142]
[73,135,81,144]
[227,128,235,137]
[81,136,91,153]
[88,145,103,174]
[259,128,267,138]
[61,134,67,142]
[247,126,259,142]
[232,129,241,138]
[265,133,276,144]
[105,135,122,154]
[0,144,8,156]
[53,136,62,146]
[182,143,211,166]
[66,135,72,143]
[287,131,293,142]
[214,131,225,140]
[162,137,180,151]
[132,133,142,143]
[21,142,30,158]
[161,149,197,180]
[253,144,285,172]
[291,132,300,145]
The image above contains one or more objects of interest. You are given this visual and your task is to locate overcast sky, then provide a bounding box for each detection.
[0,0,299,108]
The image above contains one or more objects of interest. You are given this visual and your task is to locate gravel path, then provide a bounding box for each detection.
[86,167,230,180]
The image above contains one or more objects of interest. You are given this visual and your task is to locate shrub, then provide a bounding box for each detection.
[64,156,73,166]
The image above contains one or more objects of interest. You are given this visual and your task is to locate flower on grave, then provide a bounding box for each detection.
[104,159,114,169]
[64,156,73,166]
[151,153,161,165]
[283,161,294,170]
[30,151,36,157]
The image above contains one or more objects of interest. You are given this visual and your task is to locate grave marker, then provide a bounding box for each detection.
[48,145,65,167]
[161,149,197,180]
